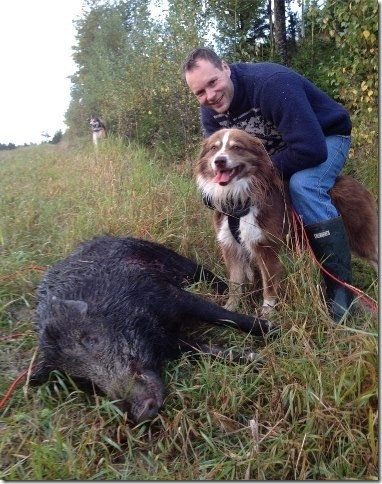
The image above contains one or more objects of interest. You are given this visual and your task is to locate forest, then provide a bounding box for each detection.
[65,0,377,159]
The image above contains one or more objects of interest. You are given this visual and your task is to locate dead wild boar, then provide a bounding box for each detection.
[31,235,275,422]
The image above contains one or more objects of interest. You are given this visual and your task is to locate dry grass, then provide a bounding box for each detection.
[0,134,378,480]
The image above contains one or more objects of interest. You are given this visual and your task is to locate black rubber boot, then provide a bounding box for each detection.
[304,217,353,323]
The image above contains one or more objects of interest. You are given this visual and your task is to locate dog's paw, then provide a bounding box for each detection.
[260,299,277,317]
[224,299,239,312]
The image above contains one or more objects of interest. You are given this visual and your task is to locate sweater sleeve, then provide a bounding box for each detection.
[259,72,328,178]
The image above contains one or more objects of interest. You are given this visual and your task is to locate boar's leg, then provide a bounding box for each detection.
[176,289,277,337]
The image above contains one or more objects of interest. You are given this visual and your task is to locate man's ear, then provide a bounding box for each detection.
[222,61,231,75]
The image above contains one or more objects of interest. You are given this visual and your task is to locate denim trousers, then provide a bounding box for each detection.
[288,135,352,226]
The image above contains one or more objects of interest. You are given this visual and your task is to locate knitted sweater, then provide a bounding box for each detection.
[200,62,351,178]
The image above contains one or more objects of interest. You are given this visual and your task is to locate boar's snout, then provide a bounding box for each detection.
[114,370,165,423]
[120,396,162,423]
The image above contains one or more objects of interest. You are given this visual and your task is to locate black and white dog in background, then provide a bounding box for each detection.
[88,115,106,146]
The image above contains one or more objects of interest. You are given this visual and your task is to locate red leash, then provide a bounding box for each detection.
[0,332,37,409]
[1,265,45,281]
[0,366,36,409]
[292,209,378,313]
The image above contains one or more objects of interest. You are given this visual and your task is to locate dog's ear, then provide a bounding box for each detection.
[246,134,268,158]
[195,138,212,174]
[199,137,212,157]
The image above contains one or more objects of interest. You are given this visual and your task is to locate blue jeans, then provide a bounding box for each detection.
[289,135,352,226]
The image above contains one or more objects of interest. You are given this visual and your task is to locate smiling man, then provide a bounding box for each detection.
[183,47,355,323]
[186,56,234,114]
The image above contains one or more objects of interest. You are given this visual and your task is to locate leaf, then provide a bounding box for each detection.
[363,30,371,39]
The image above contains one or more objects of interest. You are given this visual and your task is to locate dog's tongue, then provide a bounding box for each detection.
[213,170,232,184]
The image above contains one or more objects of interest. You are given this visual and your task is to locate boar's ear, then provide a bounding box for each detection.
[29,360,52,385]
[51,296,88,317]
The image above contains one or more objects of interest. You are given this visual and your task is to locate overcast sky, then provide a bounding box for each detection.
[0,0,84,145]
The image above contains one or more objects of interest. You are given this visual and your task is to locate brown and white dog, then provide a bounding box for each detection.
[195,128,378,315]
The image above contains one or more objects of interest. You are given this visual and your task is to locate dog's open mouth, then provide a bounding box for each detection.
[212,166,242,186]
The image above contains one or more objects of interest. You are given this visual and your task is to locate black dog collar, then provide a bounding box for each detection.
[201,194,251,243]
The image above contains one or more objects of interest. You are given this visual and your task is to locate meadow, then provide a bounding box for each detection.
[0,133,378,480]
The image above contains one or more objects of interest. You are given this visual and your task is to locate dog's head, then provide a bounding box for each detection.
[195,128,282,209]
[89,115,99,128]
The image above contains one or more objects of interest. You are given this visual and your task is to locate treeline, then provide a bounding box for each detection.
[65,0,377,155]
[0,143,17,151]
[0,130,63,150]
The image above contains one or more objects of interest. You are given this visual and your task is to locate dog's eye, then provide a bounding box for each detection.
[231,144,243,151]
[210,145,218,152]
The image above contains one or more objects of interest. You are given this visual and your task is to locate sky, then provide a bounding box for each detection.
[0,1,84,145]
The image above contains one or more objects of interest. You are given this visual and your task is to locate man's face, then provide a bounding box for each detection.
[185,59,234,114]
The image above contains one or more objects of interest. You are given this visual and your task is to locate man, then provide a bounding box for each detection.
[183,47,353,323]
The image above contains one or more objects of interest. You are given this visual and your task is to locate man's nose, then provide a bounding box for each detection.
[205,88,215,102]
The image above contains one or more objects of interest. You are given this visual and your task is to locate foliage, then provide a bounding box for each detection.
[320,0,378,114]
[65,0,209,157]
[51,130,64,144]
[290,35,336,95]
[207,0,269,61]
[65,0,377,156]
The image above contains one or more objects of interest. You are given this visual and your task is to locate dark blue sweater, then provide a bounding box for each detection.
[201,62,351,178]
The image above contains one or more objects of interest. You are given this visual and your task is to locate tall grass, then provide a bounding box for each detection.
[0,134,378,480]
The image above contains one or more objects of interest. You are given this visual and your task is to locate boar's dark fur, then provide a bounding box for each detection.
[32,235,274,422]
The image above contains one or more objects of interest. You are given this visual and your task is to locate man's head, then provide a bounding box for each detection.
[183,47,234,114]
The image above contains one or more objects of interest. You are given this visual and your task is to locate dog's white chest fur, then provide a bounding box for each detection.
[217,206,265,248]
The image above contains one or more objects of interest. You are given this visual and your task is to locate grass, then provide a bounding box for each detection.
[0,129,378,480]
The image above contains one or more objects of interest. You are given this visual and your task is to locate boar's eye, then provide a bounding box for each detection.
[81,333,101,351]
[44,324,61,342]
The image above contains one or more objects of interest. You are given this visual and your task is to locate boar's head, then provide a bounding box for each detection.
[32,296,167,423]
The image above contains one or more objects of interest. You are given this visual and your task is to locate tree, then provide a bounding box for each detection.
[0,142,16,150]
[273,0,287,64]
[51,130,63,144]
[207,0,269,61]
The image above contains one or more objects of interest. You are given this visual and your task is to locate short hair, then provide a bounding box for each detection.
[182,47,223,75]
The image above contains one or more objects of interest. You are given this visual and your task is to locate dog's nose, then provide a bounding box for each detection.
[214,156,228,168]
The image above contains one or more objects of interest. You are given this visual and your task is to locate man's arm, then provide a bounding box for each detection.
[259,73,329,178]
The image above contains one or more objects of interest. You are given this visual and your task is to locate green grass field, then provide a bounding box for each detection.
[0,134,378,480]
